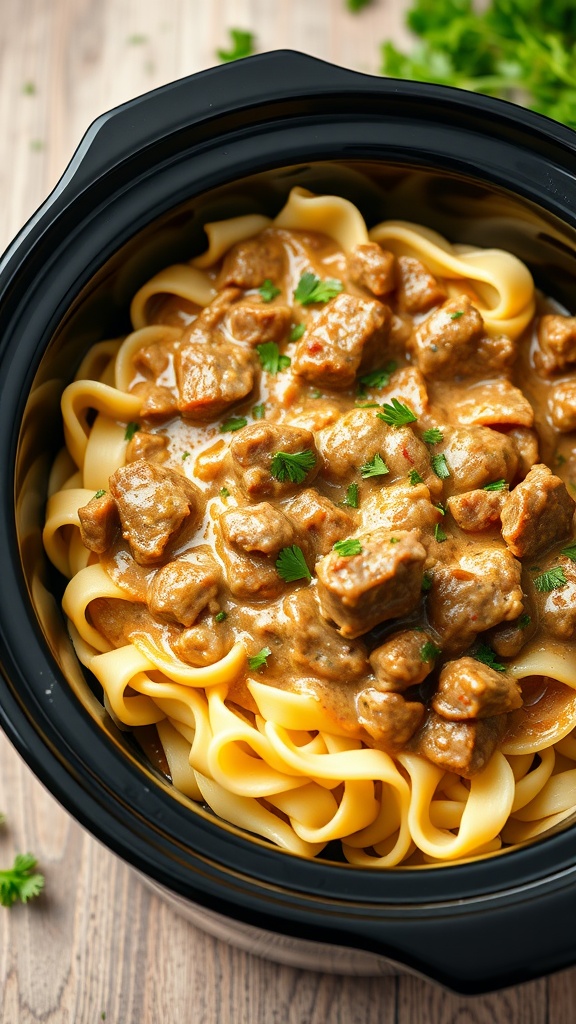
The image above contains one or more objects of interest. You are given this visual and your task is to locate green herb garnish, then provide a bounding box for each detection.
[214,611,228,623]
[357,360,397,393]
[294,272,344,306]
[408,469,424,486]
[421,428,443,444]
[256,341,291,374]
[431,453,451,479]
[534,566,567,592]
[289,323,306,342]
[270,449,316,484]
[561,542,576,560]
[333,538,363,556]
[276,545,312,583]
[474,643,506,673]
[217,28,255,62]
[0,852,44,908]
[22,81,36,95]
[377,398,418,427]
[342,483,359,508]
[557,453,567,465]
[247,646,272,672]
[220,487,230,498]
[182,451,190,460]
[434,523,448,542]
[93,489,106,500]
[421,640,441,662]
[258,279,281,303]
[422,571,433,592]
[220,417,248,433]
[124,422,140,441]
[518,614,532,630]
[252,403,266,420]
[355,401,381,408]
[360,453,390,478]
[449,310,464,320]
[347,0,372,10]
[482,479,507,491]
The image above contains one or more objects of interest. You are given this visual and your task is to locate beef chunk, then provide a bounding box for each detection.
[439,426,519,496]
[376,366,430,418]
[109,459,200,566]
[217,504,295,600]
[508,426,539,477]
[292,293,390,389]
[190,287,243,334]
[549,381,576,432]
[432,657,522,720]
[535,314,576,376]
[147,549,221,627]
[362,482,441,536]
[78,492,119,554]
[396,256,446,314]
[369,628,438,692]
[227,301,291,345]
[174,339,256,420]
[173,621,231,667]
[429,548,524,654]
[413,710,508,778]
[219,231,286,290]
[229,422,320,500]
[500,463,574,559]
[130,382,178,421]
[347,243,397,296]
[412,296,485,379]
[533,552,576,640]
[357,690,425,749]
[316,528,426,639]
[283,588,368,682]
[125,431,169,464]
[448,379,533,428]
[133,341,170,380]
[284,489,354,557]
[447,488,507,532]
[487,612,537,658]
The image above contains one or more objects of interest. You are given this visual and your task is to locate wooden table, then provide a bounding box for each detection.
[1,1,575,1020]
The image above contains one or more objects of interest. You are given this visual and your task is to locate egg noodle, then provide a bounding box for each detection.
[43,188,576,866]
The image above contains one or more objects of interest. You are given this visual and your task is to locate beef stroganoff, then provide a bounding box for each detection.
[43,187,576,866]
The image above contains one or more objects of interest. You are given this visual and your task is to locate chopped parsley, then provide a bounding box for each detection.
[421,571,433,592]
[258,279,281,303]
[247,646,272,672]
[22,81,36,95]
[434,523,448,542]
[408,469,424,486]
[431,453,451,479]
[355,401,381,408]
[360,453,389,478]
[377,398,418,427]
[434,502,446,515]
[333,538,363,556]
[342,483,359,508]
[182,451,190,460]
[214,611,228,623]
[347,0,372,9]
[124,422,140,441]
[473,643,506,673]
[256,341,291,374]
[556,453,567,465]
[293,272,344,306]
[534,566,567,592]
[482,479,507,491]
[389,537,400,544]
[310,389,322,399]
[270,449,316,484]
[217,28,255,62]
[252,403,266,420]
[357,360,397,393]
[220,487,230,498]
[561,542,576,560]
[421,427,443,444]
[289,323,306,342]
[276,545,312,583]
[0,852,44,908]
[518,614,532,630]
[449,310,464,320]
[93,489,106,500]
[220,416,247,433]
[421,640,441,663]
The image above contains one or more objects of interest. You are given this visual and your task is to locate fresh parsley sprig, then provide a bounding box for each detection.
[289,323,306,342]
[220,417,248,433]
[408,469,424,486]
[483,479,507,491]
[294,273,344,306]
[276,545,312,583]
[421,640,441,663]
[357,361,397,393]
[217,28,255,62]
[124,422,140,442]
[256,342,291,374]
[377,398,418,427]
[0,852,44,908]
[333,538,363,556]
[342,483,359,508]
[431,453,451,479]
[534,566,567,592]
[360,454,389,478]
[270,449,316,484]
[258,279,281,303]
[473,642,506,673]
[247,647,272,672]
[434,523,448,542]
[421,427,444,444]
[561,542,576,560]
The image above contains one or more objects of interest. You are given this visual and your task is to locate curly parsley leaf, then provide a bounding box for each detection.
[408,469,424,486]
[276,545,312,583]
[342,483,359,508]
[561,542,576,560]
[357,360,397,394]
[217,28,255,62]
[256,341,291,374]
[360,453,390,478]
[473,642,506,673]
[220,416,248,433]
[431,453,451,479]
[377,398,418,427]
[270,449,316,484]
[294,272,344,306]
[534,566,567,592]
[333,538,363,556]
[421,427,444,444]
[0,853,44,908]
[124,422,140,442]
[258,279,281,303]
[247,646,272,672]
[482,479,507,491]
[421,640,441,662]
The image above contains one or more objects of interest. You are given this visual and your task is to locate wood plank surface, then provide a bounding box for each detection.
[0,1,575,1021]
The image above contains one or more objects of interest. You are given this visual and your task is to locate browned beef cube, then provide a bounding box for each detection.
[412,296,485,379]
[440,426,519,496]
[218,231,286,289]
[174,340,256,420]
[362,482,442,536]
[283,588,368,682]
[227,301,291,345]
[501,463,574,559]
[375,366,430,417]
[347,243,397,296]
[192,287,242,332]
[292,293,390,389]
[284,489,354,557]
[173,621,231,667]
[428,548,524,653]
[133,341,170,380]
[448,379,533,428]
[535,314,576,376]
[432,657,522,720]
[229,422,320,500]
[413,710,508,778]
[549,381,576,432]
[130,382,178,421]
[147,549,221,627]
[488,612,536,658]
[447,488,507,532]
[357,689,425,749]
[109,459,201,566]
[125,431,169,464]
[78,492,119,554]
[217,504,297,600]
[533,553,576,640]
[396,256,446,314]
[369,628,438,692]
[316,528,426,639]
[507,426,539,477]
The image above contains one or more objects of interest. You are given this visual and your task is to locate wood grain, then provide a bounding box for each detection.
[1,1,576,1020]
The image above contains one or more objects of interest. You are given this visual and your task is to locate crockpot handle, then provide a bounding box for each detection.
[59,51,380,197]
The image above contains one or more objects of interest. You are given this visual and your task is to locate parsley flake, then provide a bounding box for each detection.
[483,479,507,491]
[270,449,316,484]
[449,310,464,320]
[561,542,576,561]
[220,416,247,433]
[93,489,106,500]
[357,361,397,393]
[421,427,443,444]
[534,566,567,592]
[214,611,228,623]
[342,483,359,508]
[434,523,448,542]
[347,0,372,9]
[333,538,363,556]
[124,422,140,442]
[217,28,255,62]
[377,398,417,427]
[0,852,44,908]
[22,81,36,95]
[434,502,446,515]
[421,640,441,663]
[422,571,433,592]
[289,323,305,342]
[360,453,389,478]
[256,341,291,374]
[220,487,230,498]
[556,453,567,466]
[294,272,344,306]
[408,469,424,486]
[473,643,506,673]
[247,646,272,672]
[355,401,381,408]
[276,545,312,583]
[258,279,281,303]
[518,614,532,630]
[182,451,190,460]
[431,453,451,479]
[252,403,266,420]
